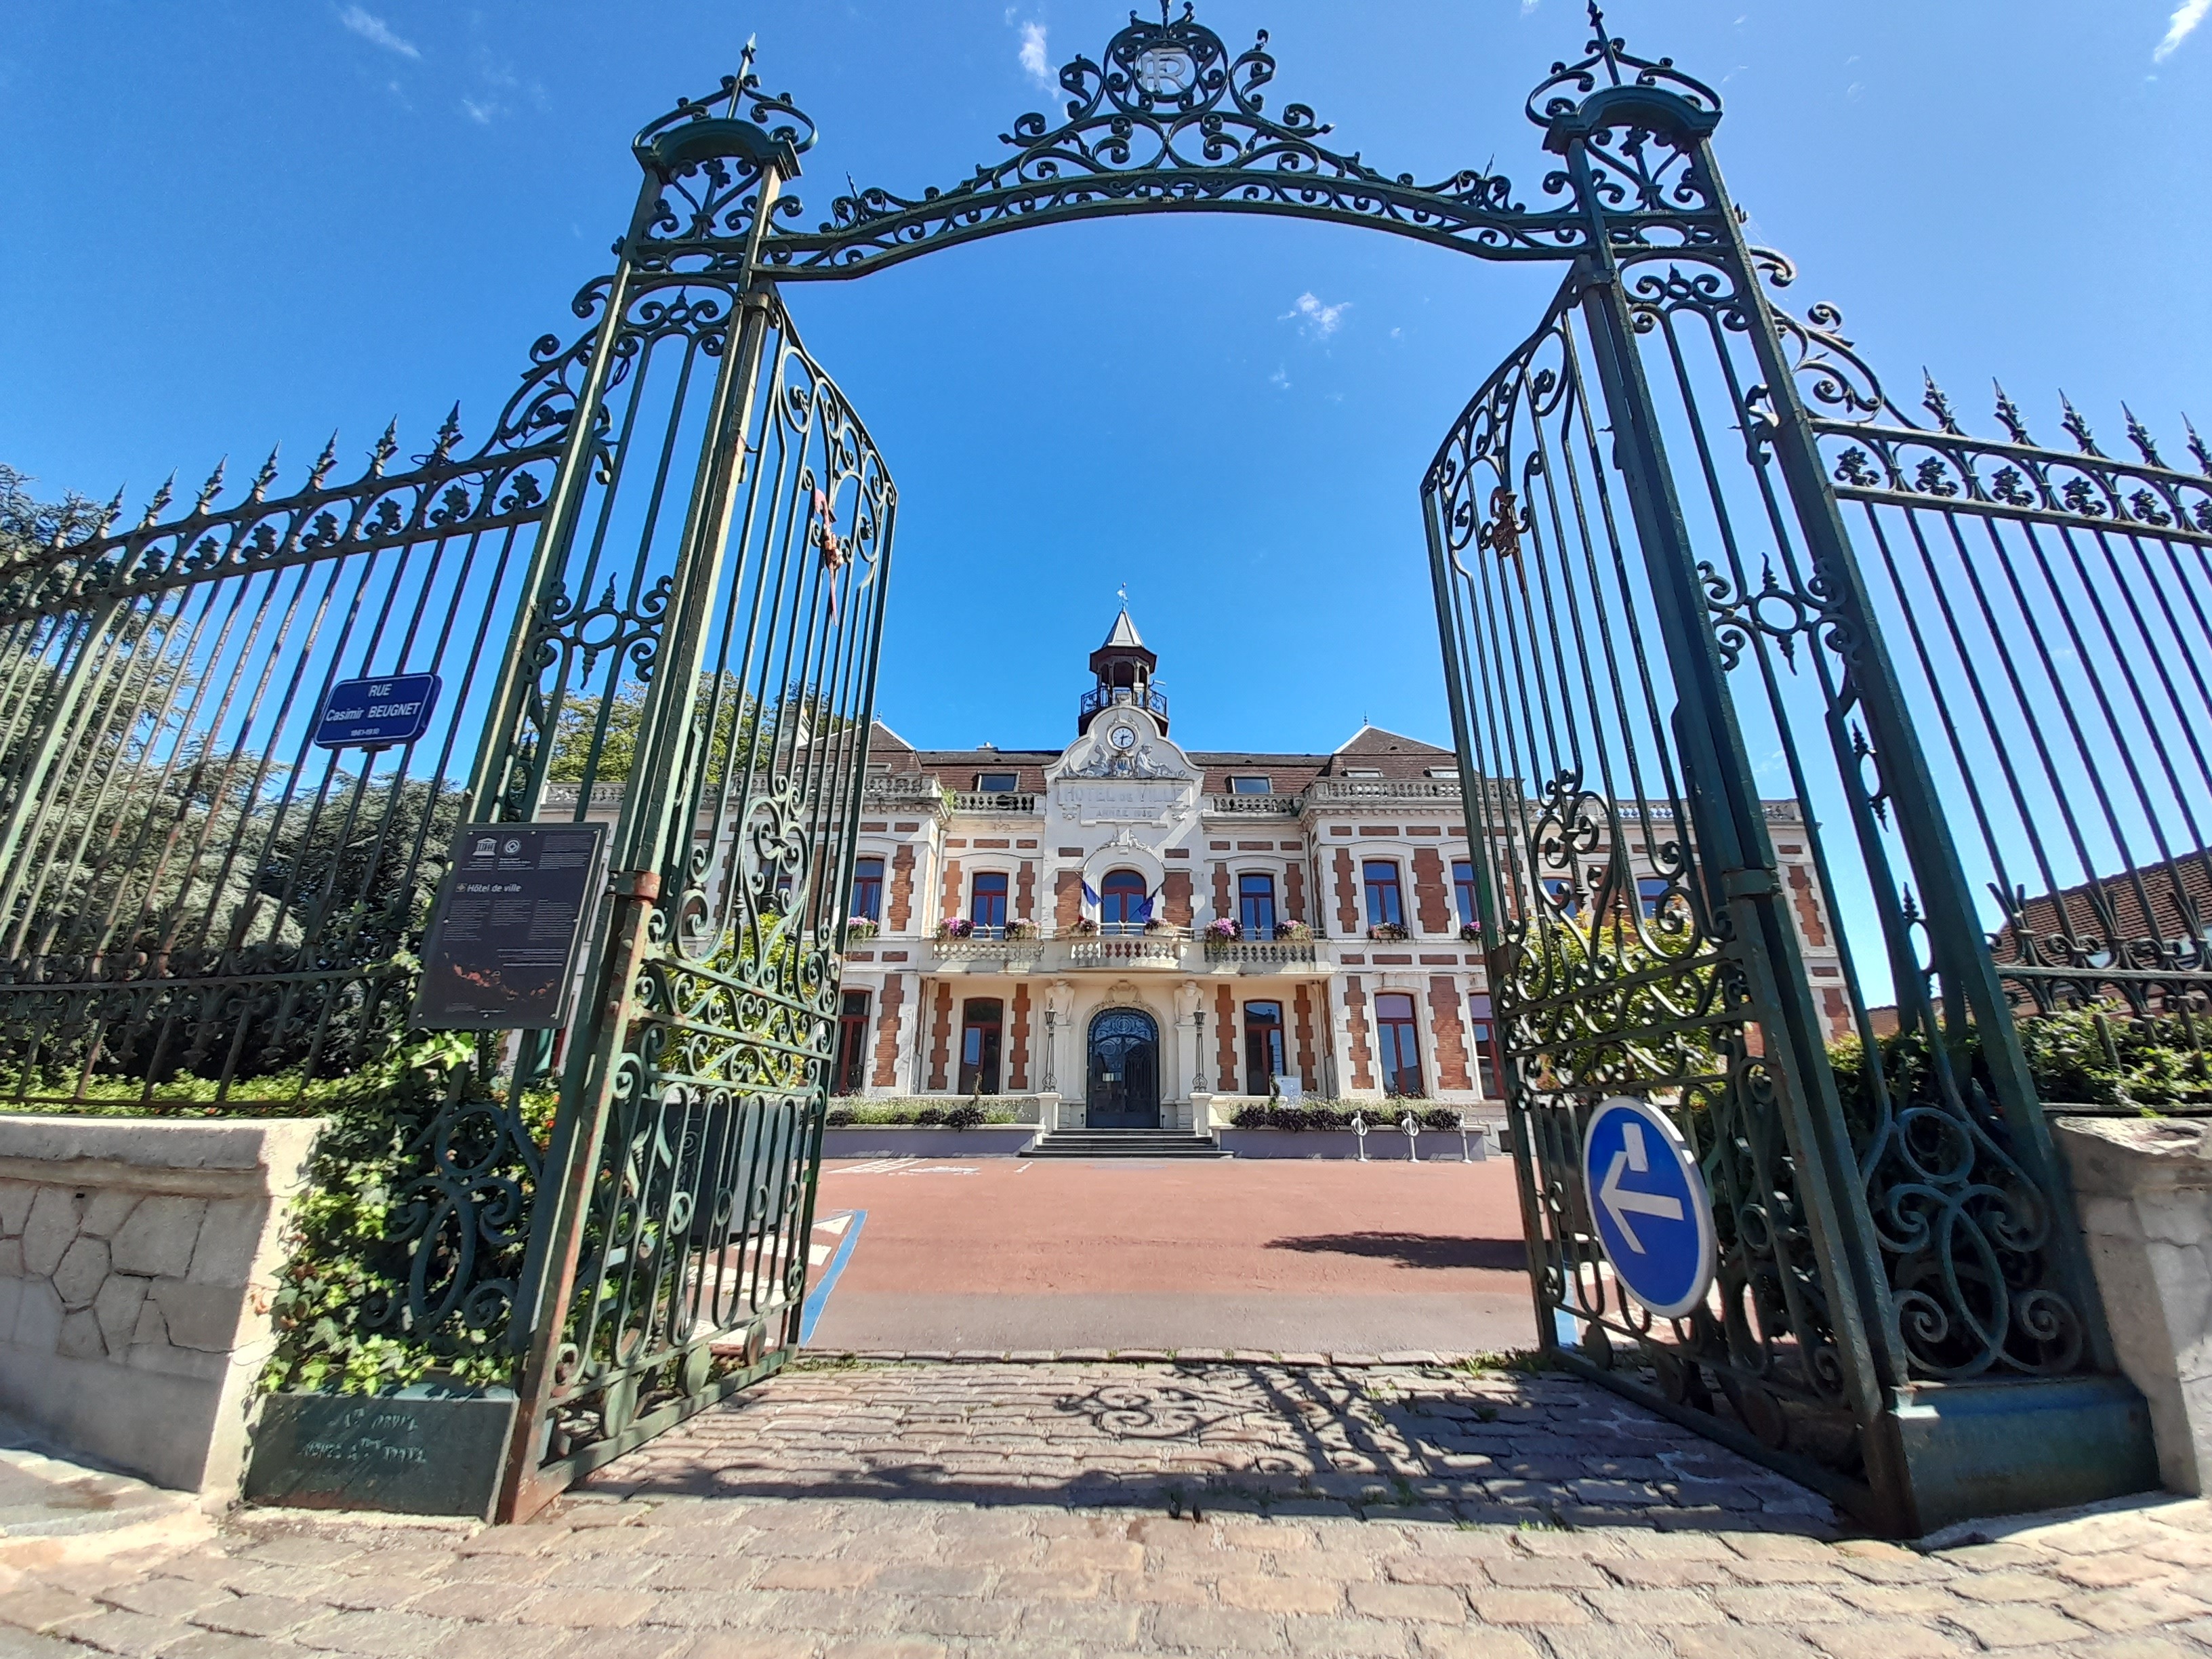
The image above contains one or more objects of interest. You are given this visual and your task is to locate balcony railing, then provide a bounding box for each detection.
[1202,939,1321,967]
[863,773,943,800]
[935,935,1044,961]
[1062,933,1188,969]
[1204,793,1302,815]
[1309,778,1464,802]
[951,790,1037,814]
[1078,683,1170,724]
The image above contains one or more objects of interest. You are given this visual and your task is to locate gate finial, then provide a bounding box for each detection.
[2059,392,2104,457]
[138,472,174,530]
[2186,415,2212,480]
[1586,3,1623,85]
[2121,405,2165,468]
[734,34,757,110]
[192,457,227,516]
[1992,381,2033,446]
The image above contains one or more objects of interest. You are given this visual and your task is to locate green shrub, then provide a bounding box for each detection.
[1828,1006,2212,1118]
[260,1034,549,1397]
[822,1097,1026,1126]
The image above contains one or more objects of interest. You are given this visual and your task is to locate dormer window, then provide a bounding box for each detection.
[1344,769,1383,779]
[1229,776,1273,795]
[976,771,1019,793]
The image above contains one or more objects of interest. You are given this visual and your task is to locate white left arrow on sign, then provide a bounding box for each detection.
[1598,1120,1683,1254]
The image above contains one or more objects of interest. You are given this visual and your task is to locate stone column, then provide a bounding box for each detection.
[2055,1115,2212,1494]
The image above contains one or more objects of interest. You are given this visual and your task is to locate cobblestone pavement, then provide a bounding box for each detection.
[4,1359,2210,1658]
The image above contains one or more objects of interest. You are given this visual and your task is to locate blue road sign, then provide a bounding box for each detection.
[1580,1095,1716,1320]
[313,674,441,750]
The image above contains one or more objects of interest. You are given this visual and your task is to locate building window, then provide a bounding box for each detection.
[970,870,1008,937]
[1373,992,1425,1097]
[1343,768,1383,779]
[1425,766,1457,779]
[836,989,871,1094]
[1099,868,1149,934]
[1363,861,1404,929]
[1541,876,1582,918]
[1467,992,1499,1098]
[976,771,1019,793]
[1452,859,1478,930]
[958,997,1003,1094]
[1243,1000,1286,1096]
[1229,775,1273,795]
[1238,872,1277,939]
[851,856,884,922]
[1637,876,1673,917]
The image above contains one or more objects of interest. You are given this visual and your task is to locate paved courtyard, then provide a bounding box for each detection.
[806,1158,1535,1356]
[5,1357,2209,1658]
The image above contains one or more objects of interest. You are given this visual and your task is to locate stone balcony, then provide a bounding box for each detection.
[1201,937,1322,971]
[902,929,1343,976]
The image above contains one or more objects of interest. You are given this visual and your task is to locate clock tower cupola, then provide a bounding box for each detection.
[1078,608,1168,737]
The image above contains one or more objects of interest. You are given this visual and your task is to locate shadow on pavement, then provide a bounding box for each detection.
[1263,1231,1525,1271]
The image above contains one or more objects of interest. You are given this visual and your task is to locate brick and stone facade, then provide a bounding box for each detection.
[819,611,1849,1124]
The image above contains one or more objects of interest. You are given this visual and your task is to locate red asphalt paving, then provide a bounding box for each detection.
[805,1156,1541,1357]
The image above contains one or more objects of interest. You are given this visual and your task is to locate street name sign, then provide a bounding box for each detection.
[313,673,441,749]
[1580,1095,1716,1319]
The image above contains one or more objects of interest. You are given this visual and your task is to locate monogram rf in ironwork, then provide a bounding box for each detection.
[3,3,2196,1531]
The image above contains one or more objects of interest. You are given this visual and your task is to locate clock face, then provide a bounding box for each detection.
[1109,724,1137,751]
[1134,46,1196,96]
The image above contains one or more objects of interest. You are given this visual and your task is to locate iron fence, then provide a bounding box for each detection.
[0,414,564,1105]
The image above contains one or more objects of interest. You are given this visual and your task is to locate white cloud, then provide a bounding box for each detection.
[1282,291,1350,339]
[2155,0,2210,60]
[1269,365,1291,391]
[339,5,419,59]
[461,97,500,125]
[1018,21,1050,84]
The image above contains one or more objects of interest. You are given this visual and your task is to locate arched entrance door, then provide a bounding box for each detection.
[1086,1008,1160,1129]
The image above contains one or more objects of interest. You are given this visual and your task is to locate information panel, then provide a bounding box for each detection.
[412,823,607,1031]
[313,674,442,750]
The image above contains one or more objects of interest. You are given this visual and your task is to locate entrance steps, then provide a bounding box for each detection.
[1023,1130,1231,1159]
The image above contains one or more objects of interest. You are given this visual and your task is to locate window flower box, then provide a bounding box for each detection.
[1460,922,1483,943]
[1204,918,1242,943]
[938,916,974,940]
[1368,922,1410,941]
[1274,921,1313,942]
[1069,917,1099,937]
[1143,918,1173,936]
[1002,918,1039,941]
[846,917,879,942]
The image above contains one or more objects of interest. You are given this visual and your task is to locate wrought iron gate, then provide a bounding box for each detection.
[465,79,895,1518]
[1424,28,2177,1533]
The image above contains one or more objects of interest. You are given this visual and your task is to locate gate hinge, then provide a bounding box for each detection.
[1720,867,1778,900]
[609,869,662,902]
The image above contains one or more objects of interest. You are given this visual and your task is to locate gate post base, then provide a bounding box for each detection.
[245,1389,518,1521]
[1866,1375,2160,1538]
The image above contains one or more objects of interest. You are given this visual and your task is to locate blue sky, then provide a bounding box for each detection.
[3,1,2207,756]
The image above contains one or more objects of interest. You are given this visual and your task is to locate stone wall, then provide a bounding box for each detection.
[2056,1115,2212,1496]
[0,1115,321,1496]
